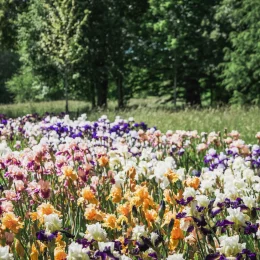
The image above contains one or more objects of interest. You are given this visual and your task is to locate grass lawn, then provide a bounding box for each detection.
[0,98,260,143]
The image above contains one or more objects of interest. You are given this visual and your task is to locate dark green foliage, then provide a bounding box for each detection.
[0,0,28,104]
[0,51,19,103]
[0,0,259,107]
[216,0,260,104]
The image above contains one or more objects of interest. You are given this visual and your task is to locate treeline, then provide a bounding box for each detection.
[0,0,260,110]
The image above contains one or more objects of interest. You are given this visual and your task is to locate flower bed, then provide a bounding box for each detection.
[0,114,259,259]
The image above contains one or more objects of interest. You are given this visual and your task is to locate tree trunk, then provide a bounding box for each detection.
[210,86,213,106]
[185,78,201,106]
[91,82,96,109]
[117,76,124,108]
[173,49,177,109]
[64,74,69,113]
[97,74,108,107]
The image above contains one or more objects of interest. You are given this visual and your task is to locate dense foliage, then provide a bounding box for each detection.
[0,0,260,107]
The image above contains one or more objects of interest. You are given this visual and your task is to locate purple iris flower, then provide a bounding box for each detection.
[1,119,7,125]
[76,238,94,248]
[176,212,187,219]
[241,249,257,260]
[219,255,227,260]
[36,230,58,241]
[196,206,205,212]
[178,148,185,156]
[95,250,119,260]
[216,219,234,227]
[193,216,207,227]
[204,155,213,164]
[205,252,220,260]
[187,225,194,232]
[244,222,259,235]
[140,122,147,130]
[131,247,140,255]
[211,208,222,217]
[176,196,194,206]
[137,239,150,252]
[216,219,234,233]
[148,252,158,259]
[191,169,201,177]
[113,240,122,252]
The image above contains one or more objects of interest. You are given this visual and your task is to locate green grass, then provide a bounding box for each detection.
[1,99,260,143]
[0,100,89,118]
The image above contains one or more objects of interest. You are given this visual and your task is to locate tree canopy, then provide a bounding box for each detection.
[0,0,260,107]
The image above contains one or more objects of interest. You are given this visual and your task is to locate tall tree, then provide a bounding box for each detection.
[134,0,223,106]
[0,0,28,103]
[216,0,260,104]
[39,0,89,112]
[83,0,110,108]
[14,0,89,111]
[0,0,28,49]
[83,0,149,108]
[109,0,149,108]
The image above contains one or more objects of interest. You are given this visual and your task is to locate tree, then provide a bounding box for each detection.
[216,0,260,104]
[133,0,224,106]
[0,0,28,49]
[0,0,28,103]
[82,0,149,108]
[40,0,89,112]
[82,0,110,108]
[14,0,89,112]
[0,51,19,103]
[109,0,149,108]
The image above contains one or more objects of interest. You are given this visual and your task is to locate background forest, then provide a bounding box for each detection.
[1,0,260,110]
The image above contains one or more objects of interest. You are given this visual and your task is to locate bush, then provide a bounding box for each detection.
[7,66,49,102]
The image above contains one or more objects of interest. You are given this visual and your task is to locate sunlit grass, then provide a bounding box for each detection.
[0,100,89,118]
[0,99,259,143]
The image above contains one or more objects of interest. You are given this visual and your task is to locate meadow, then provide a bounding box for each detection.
[1,98,260,143]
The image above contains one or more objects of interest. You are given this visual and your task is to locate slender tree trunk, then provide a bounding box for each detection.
[91,82,96,109]
[64,74,69,113]
[173,50,177,108]
[211,86,213,106]
[117,76,124,108]
[173,24,178,109]
[185,78,201,106]
[97,74,108,107]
